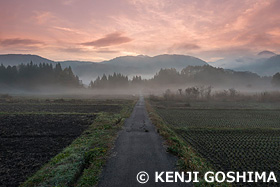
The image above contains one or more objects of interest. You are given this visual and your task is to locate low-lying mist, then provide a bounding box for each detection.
[1,62,280,99]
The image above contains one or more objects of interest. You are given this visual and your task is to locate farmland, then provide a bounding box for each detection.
[148,99,280,186]
[0,99,122,114]
[0,97,134,186]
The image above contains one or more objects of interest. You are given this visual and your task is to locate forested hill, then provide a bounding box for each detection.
[0,54,208,82]
[0,62,81,89]
[0,54,54,66]
[1,61,279,92]
[89,65,276,90]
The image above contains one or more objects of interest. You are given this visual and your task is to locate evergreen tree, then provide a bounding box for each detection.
[0,63,81,88]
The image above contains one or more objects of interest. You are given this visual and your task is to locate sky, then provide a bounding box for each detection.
[0,0,280,62]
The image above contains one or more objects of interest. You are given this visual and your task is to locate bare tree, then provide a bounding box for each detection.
[163,89,172,100]
[229,88,237,98]
[185,87,199,100]
[178,88,182,96]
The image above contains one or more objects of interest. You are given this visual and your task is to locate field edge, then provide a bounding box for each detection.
[21,100,135,187]
[145,98,230,187]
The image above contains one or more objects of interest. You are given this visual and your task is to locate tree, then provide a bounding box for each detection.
[153,68,182,84]
[0,63,81,88]
[185,87,199,99]
[272,72,280,87]
[229,88,237,98]
[199,86,212,99]
[89,80,94,88]
[178,89,182,95]
[163,89,172,100]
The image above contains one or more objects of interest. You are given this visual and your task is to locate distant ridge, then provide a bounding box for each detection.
[0,54,54,66]
[258,50,276,57]
[102,54,206,68]
[0,54,208,83]
[210,51,280,76]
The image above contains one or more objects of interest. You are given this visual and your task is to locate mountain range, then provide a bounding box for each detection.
[0,51,279,83]
[209,51,279,76]
[0,54,207,83]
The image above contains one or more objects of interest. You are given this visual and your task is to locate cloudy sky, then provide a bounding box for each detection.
[0,0,279,62]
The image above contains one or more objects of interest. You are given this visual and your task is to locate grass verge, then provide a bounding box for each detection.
[21,102,134,187]
[145,99,230,187]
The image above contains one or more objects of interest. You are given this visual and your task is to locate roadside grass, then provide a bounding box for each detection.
[145,99,230,187]
[21,102,134,187]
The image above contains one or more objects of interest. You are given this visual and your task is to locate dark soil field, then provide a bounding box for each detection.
[0,98,128,187]
[150,99,280,186]
[0,114,95,186]
[0,103,121,113]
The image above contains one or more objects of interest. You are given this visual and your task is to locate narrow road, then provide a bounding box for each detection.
[98,96,192,187]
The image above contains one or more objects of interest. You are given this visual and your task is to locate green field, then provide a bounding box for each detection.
[149,99,280,186]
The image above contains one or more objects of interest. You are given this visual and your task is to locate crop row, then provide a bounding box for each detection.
[157,109,280,128]
[176,128,280,172]
[153,101,280,186]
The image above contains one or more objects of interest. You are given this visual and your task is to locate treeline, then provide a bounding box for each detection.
[150,65,267,87]
[0,62,81,89]
[89,73,129,89]
[89,73,145,89]
[89,65,276,89]
[156,86,280,102]
[1,62,280,90]
[272,72,280,87]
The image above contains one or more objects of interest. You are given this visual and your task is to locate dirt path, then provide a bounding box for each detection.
[98,96,192,187]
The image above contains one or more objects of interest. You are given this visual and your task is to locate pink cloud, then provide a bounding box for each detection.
[0,38,44,46]
[81,32,132,47]
[0,0,279,61]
